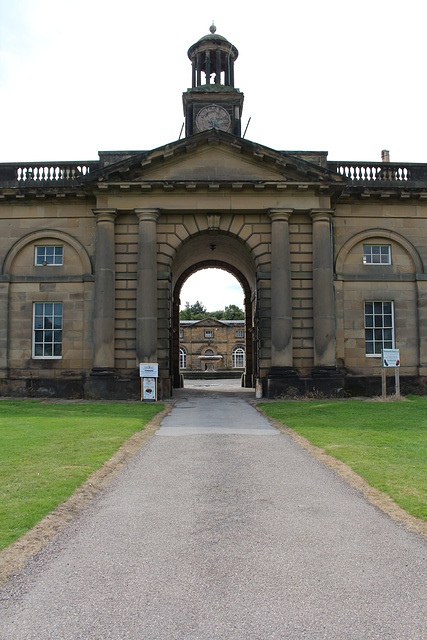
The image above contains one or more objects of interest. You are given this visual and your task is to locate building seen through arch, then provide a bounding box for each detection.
[0,24,427,398]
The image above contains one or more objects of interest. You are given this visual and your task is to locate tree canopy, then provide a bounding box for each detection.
[179,301,244,320]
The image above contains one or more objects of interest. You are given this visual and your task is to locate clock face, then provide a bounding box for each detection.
[195,105,232,133]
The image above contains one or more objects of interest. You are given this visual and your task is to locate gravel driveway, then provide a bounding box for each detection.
[0,381,425,639]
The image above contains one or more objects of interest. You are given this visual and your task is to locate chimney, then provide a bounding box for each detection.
[381,149,390,162]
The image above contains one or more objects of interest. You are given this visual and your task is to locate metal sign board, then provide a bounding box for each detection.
[139,363,158,378]
[382,349,400,367]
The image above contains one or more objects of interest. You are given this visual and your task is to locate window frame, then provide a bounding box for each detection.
[179,347,187,369]
[35,245,64,266]
[364,300,394,357]
[362,244,391,265]
[32,302,63,359]
[235,329,244,338]
[204,329,214,338]
[232,347,245,368]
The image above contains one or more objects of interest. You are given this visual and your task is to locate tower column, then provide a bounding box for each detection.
[268,209,294,368]
[135,208,159,364]
[91,208,117,374]
[310,209,337,369]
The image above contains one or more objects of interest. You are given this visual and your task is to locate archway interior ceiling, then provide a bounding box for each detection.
[171,233,257,297]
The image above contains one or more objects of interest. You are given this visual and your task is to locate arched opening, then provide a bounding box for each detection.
[168,231,258,394]
[178,268,245,377]
[171,263,256,391]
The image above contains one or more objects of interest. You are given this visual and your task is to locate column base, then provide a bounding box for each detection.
[266,367,300,398]
[89,367,116,378]
[310,366,344,394]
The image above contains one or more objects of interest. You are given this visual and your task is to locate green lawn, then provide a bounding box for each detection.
[0,400,164,551]
[258,396,426,521]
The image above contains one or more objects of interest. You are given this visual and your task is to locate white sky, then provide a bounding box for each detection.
[1,0,426,310]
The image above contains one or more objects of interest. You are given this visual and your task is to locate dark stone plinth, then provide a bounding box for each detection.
[266,367,300,398]
[85,375,139,400]
[89,367,116,377]
[0,376,85,399]
[309,367,344,395]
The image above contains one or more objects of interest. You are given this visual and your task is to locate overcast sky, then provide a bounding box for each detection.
[1,0,425,310]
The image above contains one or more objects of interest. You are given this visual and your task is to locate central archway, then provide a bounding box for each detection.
[169,232,258,391]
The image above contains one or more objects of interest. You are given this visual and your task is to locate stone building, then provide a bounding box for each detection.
[179,318,245,374]
[0,25,426,399]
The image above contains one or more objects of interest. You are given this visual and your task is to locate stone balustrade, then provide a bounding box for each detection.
[328,161,427,184]
[0,161,98,186]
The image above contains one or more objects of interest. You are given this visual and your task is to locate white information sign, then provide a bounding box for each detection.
[142,377,156,401]
[382,349,400,368]
[139,363,158,378]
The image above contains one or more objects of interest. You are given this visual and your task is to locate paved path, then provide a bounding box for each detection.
[0,381,426,639]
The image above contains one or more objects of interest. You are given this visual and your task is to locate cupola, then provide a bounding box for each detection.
[183,24,244,137]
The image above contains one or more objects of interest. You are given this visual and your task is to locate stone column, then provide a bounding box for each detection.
[135,208,159,364]
[91,208,117,374]
[268,209,294,369]
[310,209,336,369]
[0,280,10,377]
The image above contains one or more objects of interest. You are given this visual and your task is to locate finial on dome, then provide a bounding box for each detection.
[209,21,216,34]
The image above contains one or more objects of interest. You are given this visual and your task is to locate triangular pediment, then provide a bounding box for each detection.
[84,130,346,187]
[181,317,238,328]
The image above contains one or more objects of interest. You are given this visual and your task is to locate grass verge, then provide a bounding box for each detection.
[0,399,164,552]
[258,395,426,522]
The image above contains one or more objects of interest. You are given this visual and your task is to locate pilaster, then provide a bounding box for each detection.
[268,209,294,369]
[135,208,160,364]
[91,208,117,375]
[0,279,10,377]
[310,209,336,370]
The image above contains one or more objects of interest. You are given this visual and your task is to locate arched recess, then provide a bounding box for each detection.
[335,228,424,275]
[2,229,93,276]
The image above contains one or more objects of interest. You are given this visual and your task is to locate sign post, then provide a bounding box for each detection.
[139,363,158,402]
[382,349,400,399]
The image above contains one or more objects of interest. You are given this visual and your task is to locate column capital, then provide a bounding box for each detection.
[268,208,294,222]
[309,208,334,222]
[92,208,118,223]
[135,208,160,222]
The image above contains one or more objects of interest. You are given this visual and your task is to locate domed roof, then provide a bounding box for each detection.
[188,23,239,61]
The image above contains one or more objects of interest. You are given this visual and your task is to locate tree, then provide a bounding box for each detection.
[222,304,245,320]
[180,300,207,320]
[179,301,244,320]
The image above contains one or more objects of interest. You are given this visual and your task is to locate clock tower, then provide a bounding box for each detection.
[183,24,244,137]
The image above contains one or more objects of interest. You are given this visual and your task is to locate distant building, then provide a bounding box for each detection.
[179,318,245,373]
[0,24,426,399]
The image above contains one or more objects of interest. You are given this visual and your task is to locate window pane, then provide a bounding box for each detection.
[365,301,373,314]
[384,314,393,328]
[34,344,43,356]
[383,301,392,314]
[44,344,53,357]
